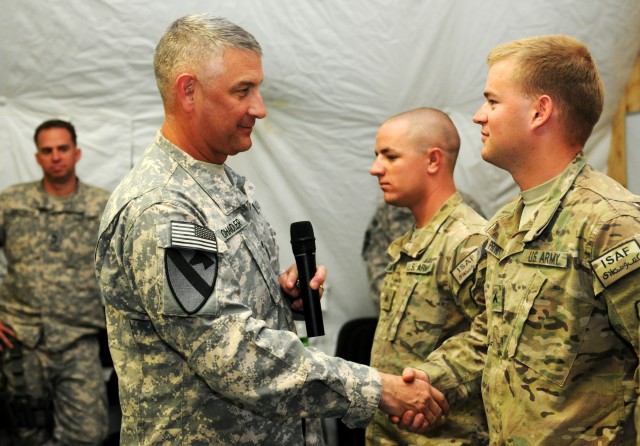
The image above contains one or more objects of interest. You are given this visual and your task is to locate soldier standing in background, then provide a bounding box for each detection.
[0,119,109,445]
[365,108,489,445]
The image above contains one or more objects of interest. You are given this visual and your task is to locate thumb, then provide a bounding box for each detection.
[402,367,417,383]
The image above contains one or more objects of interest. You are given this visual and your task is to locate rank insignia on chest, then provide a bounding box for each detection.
[490,284,504,313]
[166,222,219,314]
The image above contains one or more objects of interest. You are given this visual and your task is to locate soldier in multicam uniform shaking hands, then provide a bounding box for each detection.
[365,108,489,445]
[95,14,448,446]
[399,35,640,444]
[0,119,109,445]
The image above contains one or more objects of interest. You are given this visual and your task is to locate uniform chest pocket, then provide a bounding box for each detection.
[64,213,102,266]
[241,234,284,311]
[506,270,594,387]
[2,209,41,262]
[385,281,446,358]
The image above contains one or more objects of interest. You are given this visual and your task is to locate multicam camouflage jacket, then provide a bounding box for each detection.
[362,203,414,309]
[0,180,108,350]
[420,153,640,445]
[362,193,484,310]
[95,133,381,446]
[367,193,489,445]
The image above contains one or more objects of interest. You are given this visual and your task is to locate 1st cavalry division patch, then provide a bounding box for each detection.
[165,221,219,314]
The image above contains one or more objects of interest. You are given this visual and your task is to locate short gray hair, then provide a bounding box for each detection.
[153,14,262,106]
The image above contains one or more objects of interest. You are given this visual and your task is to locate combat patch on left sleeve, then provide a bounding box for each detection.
[165,221,218,315]
[591,238,640,288]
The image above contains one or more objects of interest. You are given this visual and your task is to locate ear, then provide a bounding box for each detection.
[425,147,443,174]
[531,95,553,130]
[74,147,82,163]
[175,73,197,113]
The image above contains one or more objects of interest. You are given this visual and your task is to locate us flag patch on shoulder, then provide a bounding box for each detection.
[171,221,218,253]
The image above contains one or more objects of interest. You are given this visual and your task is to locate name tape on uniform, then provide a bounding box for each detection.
[406,261,433,275]
[486,240,503,258]
[522,250,568,268]
[219,215,248,240]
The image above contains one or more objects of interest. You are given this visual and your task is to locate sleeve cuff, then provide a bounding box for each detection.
[340,365,382,428]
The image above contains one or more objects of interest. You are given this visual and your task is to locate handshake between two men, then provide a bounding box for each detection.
[378,368,449,433]
[280,262,448,434]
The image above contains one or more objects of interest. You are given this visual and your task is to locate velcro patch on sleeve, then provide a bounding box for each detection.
[591,239,640,287]
[452,248,480,285]
[171,221,218,253]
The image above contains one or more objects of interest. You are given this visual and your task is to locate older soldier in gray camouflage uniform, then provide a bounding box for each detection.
[0,119,109,445]
[399,35,640,444]
[95,14,448,446]
[365,108,489,445]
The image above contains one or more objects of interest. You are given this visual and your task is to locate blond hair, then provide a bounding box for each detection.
[488,35,604,146]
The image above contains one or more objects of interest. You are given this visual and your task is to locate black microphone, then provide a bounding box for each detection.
[290,221,325,337]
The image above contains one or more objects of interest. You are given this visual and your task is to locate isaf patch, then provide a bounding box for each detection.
[452,248,480,285]
[166,222,218,314]
[591,239,640,288]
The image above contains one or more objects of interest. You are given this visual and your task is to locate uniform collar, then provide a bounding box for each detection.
[155,132,251,215]
[388,192,463,261]
[34,178,88,213]
[486,151,587,247]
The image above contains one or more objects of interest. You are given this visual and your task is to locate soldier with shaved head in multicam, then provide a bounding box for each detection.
[365,108,489,445]
[398,35,640,445]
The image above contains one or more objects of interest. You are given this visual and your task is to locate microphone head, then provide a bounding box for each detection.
[290,221,315,255]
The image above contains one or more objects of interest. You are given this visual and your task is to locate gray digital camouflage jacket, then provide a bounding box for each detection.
[95,133,381,446]
[0,180,108,350]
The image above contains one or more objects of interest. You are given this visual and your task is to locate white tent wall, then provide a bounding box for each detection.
[1,0,639,387]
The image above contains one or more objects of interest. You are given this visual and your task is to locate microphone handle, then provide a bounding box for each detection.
[294,253,325,337]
